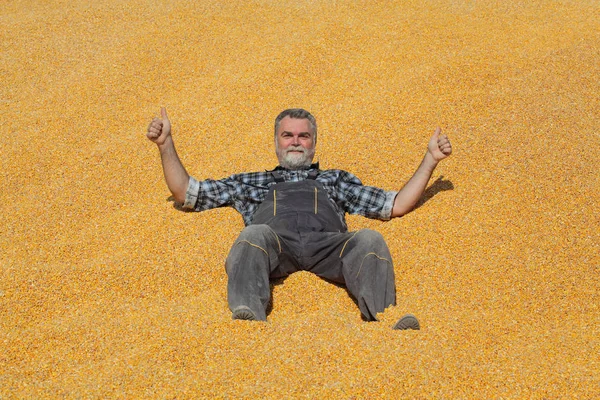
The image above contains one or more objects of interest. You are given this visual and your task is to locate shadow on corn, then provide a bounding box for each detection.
[167,196,195,212]
[414,176,454,210]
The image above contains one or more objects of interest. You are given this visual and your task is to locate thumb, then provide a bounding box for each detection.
[161,107,169,121]
[432,127,441,140]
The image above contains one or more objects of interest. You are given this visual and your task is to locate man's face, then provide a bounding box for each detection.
[275,116,316,169]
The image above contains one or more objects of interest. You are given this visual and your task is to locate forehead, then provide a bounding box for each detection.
[277,116,313,134]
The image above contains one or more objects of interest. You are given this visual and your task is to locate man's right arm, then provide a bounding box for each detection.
[390,127,452,217]
[146,107,190,204]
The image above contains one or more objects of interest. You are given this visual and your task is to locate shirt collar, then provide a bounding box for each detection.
[271,162,320,172]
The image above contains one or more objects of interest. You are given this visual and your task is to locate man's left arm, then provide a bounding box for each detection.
[391,127,452,218]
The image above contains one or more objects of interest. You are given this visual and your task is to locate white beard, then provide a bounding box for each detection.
[277,146,315,169]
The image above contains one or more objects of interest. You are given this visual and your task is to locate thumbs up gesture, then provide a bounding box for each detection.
[427,127,452,162]
[146,107,172,146]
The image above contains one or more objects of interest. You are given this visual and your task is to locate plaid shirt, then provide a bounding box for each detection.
[183,164,397,228]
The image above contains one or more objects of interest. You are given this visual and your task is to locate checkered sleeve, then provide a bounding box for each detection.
[183,172,272,224]
[183,175,242,211]
[335,171,398,220]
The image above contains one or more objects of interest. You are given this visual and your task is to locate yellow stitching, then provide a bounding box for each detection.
[356,253,391,278]
[339,231,359,257]
[314,187,318,214]
[273,189,276,216]
[235,240,268,256]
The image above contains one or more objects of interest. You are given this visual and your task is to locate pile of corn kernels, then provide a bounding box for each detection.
[1,0,599,397]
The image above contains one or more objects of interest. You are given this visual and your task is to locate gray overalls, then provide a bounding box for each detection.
[225,170,396,321]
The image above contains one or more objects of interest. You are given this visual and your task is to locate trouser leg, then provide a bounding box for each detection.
[225,224,282,321]
[338,229,396,321]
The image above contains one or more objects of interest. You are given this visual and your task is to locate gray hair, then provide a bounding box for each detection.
[274,108,317,144]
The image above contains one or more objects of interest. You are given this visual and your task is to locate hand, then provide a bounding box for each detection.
[146,107,172,146]
[427,127,452,162]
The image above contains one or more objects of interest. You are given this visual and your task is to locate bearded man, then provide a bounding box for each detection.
[146,108,452,329]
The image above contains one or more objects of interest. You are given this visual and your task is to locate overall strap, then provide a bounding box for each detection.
[270,170,285,183]
[307,169,319,180]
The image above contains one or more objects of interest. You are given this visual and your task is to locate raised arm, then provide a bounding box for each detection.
[391,127,452,218]
[146,107,189,203]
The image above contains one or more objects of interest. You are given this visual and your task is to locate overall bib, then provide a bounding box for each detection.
[225,170,396,321]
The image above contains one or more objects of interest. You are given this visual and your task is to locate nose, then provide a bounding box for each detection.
[291,135,300,145]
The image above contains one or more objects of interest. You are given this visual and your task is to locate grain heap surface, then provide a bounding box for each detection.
[1,0,599,398]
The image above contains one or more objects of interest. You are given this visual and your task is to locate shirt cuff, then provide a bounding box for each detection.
[183,176,200,209]
[380,190,398,220]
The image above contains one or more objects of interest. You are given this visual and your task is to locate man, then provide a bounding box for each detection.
[146,108,452,330]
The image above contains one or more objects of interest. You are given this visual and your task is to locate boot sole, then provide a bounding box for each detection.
[232,306,257,321]
[393,314,420,330]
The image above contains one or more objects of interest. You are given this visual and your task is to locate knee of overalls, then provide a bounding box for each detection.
[232,224,281,267]
[237,224,273,242]
[355,228,387,248]
[353,229,391,254]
